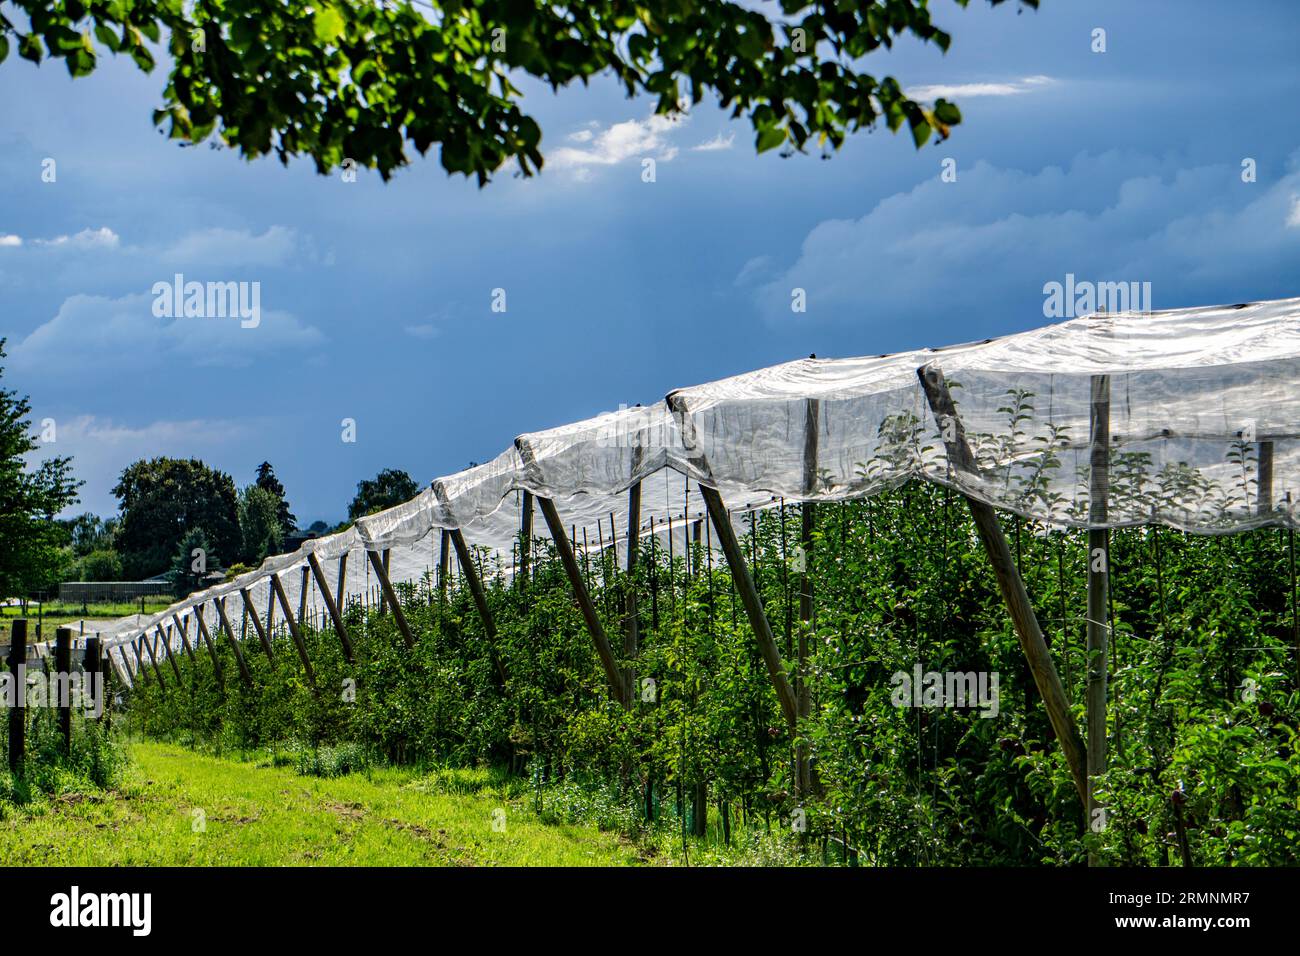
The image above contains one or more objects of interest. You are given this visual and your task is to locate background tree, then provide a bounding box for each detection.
[348,468,419,521]
[74,548,124,582]
[0,1,1034,183]
[59,511,118,556]
[168,526,221,597]
[239,483,285,565]
[113,457,240,579]
[0,339,81,606]
[254,461,297,534]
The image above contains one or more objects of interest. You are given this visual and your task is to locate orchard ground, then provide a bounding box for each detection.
[0,741,643,866]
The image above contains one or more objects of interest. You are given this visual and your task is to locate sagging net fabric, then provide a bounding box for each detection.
[87,296,1300,685]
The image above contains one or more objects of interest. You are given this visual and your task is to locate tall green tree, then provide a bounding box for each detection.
[59,511,118,556]
[0,339,82,604]
[238,483,285,565]
[254,461,297,534]
[168,526,221,597]
[113,457,240,579]
[348,468,419,521]
[0,1,1034,183]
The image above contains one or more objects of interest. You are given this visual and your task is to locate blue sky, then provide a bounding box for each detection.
[3,0,1298,526]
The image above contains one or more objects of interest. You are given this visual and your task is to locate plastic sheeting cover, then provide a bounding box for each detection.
[87,297,1300,684]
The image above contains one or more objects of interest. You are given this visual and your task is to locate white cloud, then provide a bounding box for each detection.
[549,112,688,169]
[908,75,1056,102]
[11,291,324,373]
[32,226,121,250]
[1288,194,1300,228]
[161,225,299,268]
[0,225,299,273]
[734,255,773,287]
[692,132,736,152]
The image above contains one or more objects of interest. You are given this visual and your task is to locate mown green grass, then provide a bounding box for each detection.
[0,741,645,866]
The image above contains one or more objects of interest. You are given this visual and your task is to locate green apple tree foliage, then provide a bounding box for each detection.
[0,0,1035,182]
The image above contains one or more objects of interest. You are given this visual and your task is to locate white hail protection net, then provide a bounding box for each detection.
[91,296,1300,685]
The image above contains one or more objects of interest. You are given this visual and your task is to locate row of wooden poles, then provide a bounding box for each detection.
[109,362,1281,863]
[108,365,1098,844]
[5,621,112,772]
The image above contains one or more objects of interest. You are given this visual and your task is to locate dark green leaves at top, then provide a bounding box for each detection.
[756,124,787,154]
[0,0,1040,182]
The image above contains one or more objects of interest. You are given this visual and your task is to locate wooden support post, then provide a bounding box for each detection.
[365,549,413,650]
[270,572,315,687]
[83,637,102,721]
[172,613,198,664]
[1258,440,1274,516]
[192,608,224,678]
[157,624,183,682]
[447,530,509,687]
[130,635,148,683]
[918,364,1089,804]
[55,627,72,754]
[375,549,392,614]
[98,638,112,730]
[623,481,642,703]
[535,497,628,707]
[797,397,820,797]
[798,502,815,796]
[214,597,253,686]
[1087,374,1112,858]
[265,581,277,636]
[239,587,275,661]
[699,485,798,731]
[519,491,534,587]
[437,530,451,601]
[141,632,167,689]
[336,553,349,611]
[8,620,26,772]
[309,553,355,661]
[298,565,311,623]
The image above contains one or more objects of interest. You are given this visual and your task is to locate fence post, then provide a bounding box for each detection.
[83,636,102,723]
[1087,374,1112,865]
[56,626,73,754]
[8,620,26,772]
[99,637,111,731]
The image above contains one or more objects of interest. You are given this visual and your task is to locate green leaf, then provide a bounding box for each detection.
[909,117,931,148]
[130,43,155,72]
[0,34,8,64]
[314,7,346,44]
[94,24,120,53]
[18,33,42,63]
[756,124,786,153]
[932,99,961,126]
[67,46,96,78]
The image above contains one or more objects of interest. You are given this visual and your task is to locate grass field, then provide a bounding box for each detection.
[0,742,645,866]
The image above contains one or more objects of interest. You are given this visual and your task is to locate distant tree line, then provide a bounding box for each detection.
[2,337,422,604]
[72,459,420,598]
